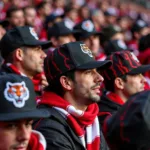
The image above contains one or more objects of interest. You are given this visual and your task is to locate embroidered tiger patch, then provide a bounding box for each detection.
[4,81,29,108]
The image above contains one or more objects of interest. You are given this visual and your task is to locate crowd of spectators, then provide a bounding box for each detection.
[1,0,150,150]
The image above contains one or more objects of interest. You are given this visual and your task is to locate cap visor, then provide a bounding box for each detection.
[128,64,150,75]
[38,41,52,49]
[74,31,102,39]
[0,108,50,121]
[77,60,112,70]
[27,41,52,50]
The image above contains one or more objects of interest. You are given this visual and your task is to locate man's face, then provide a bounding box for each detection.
[9,10,25,27]
[58,34,75,45]
[21,46,46,77]
[0,119,33,150]
[71,69,104,105]
[24,8,36,27]
[82,35,100,56]
[140,27,150,36]
[111,32,125,41]
[122,74,146,98]
[42,3,52,16]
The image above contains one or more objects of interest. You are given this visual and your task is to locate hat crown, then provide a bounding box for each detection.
[44,41,95,83]
[102,51,141,80]
[0,74,36,113]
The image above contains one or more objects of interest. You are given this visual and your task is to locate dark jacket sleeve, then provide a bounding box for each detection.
[34,107,109,150]
[34,117,78,150]
[33,107,85,150]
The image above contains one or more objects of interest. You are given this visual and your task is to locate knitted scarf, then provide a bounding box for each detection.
[39,91,100,150]
[28,130,46,150]
[5,63,42,92]
[106,91,125,105]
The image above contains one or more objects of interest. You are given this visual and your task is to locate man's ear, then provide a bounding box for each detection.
[60,76,73,91]
[114,77,125,90]
[15,48,24,61]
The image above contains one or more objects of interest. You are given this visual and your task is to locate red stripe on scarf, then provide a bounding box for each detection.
[6,63,42,92]
[28,130,46,150]
[39,91,100,150]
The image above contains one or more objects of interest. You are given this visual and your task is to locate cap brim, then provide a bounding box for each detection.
[0,108,50,121]
[77,60,112,70]
[26,41,52,50]
[37,41,52,49]
[128,64,150,75]
[57,29,81,37]
[74,31,102,39]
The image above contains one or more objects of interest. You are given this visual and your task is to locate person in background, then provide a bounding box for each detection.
[74,19,106,61]
[91,9,106,31]
[138,33,150,88]
[127,19,150,56]
[23,6,37,27]
[6,6,25,28]
[47,21,76,51]
[0,73,50,150]
[98,51,150,126]
[34,41,111,149]
[0,26,52,96]
[63,5,79,30]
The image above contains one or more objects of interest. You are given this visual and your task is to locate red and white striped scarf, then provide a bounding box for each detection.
[28,130,47,150]
[39,91,100,150]
[5,63,42,92]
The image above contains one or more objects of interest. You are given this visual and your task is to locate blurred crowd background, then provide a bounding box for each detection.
[1,0,150,72]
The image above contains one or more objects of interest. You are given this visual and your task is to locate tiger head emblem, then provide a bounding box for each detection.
[4,81,29,108]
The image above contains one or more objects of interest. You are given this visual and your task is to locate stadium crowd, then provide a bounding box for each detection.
[0,0,150,149]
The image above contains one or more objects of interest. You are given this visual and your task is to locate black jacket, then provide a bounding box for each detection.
[33,105,109,150]
[98,93,123,127]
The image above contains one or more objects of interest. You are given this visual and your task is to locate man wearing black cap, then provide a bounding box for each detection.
[47,21,76,50]
[128,19,150,56]
[0,26,52,96]
[0,74,50,150]
[104,39,131,56]
[98,51,150,127]
[34,41,111,149]
[73,19,106,61]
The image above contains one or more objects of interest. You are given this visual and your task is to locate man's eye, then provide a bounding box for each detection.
[6,123,17,129]
[26,120,33,127]
[85,70,91,74]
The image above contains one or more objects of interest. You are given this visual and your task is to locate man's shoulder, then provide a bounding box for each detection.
[33,106,68,130]
[33,106,85,150]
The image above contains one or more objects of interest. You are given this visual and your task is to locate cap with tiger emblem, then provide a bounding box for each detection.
[0,73,50,121]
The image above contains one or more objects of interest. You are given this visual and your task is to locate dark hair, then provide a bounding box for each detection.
[4,46,27,63]
[45,69,75,96]
[6,7,23,18]
[139,34,150,52]
[104,75,127,92]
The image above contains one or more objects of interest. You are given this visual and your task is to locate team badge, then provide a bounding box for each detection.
[4,81,29,108]
[81,20,94,32]
[80,44,93,57]
[29,27,39,40]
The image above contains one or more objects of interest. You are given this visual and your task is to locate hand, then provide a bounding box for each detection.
[40,74,49,90]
